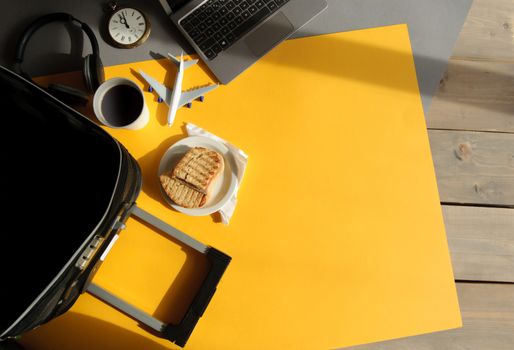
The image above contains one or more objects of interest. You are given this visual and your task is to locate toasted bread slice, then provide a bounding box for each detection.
[160,174,206,208]
[160,147,224,208]
[172,147,224,193]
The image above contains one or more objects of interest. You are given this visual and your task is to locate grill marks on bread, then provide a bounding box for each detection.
[160,175,206,208]
[160,147,224,208]
[173,147,223,192]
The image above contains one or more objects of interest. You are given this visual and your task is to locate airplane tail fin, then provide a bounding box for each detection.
[168,52,181,67]
[168,52,198,70]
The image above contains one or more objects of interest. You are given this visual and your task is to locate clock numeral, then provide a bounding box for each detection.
[121,35,125,41]
[113,20,118,23]
[138,29,143,32]
[136,15,141,20]
[138,22,144,26]
[132,11,135,16]
[115,33,120,37]
[128,36,132,42]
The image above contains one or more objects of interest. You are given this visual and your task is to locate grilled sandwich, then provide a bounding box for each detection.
[160,147,224,208]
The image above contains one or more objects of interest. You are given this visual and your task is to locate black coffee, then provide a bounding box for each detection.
[101,84,143,127]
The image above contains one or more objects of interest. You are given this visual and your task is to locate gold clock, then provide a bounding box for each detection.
[107,2,151,48]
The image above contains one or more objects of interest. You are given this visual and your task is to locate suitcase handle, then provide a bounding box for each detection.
[87,205,231,348]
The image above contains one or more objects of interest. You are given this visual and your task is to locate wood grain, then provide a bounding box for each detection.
[345,283,514,350]
[429,130,514,206]
[426,0,514,132]
[443,205,514,282]
[427,60,514,132]
[452,0,514,61]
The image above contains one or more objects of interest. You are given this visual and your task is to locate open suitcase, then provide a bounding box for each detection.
[0,65,231,347]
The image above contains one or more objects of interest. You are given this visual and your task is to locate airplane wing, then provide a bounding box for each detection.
[139,70,172,105]
[179,85,218,107]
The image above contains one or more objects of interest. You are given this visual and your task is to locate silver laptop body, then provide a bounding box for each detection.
[159,0,327,84]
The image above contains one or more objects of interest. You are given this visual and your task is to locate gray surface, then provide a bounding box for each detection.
[0,0,472,114]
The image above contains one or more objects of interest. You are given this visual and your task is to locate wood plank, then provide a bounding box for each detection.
[429,130,514,206]
[452,0,514,61]
[443,205,514,282]
[346,283,514,350]
[427,59,514,132]
[426,0,514,132]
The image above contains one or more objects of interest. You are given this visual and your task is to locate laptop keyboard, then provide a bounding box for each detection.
[180,0,290,60]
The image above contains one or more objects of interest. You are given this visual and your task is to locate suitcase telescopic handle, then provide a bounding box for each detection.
[87,205,231,348]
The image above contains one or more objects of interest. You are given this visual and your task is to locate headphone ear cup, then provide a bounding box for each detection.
[83,54,104,93]
[47,83,89,106]
[95,55,105,88]
[83,54,94,93]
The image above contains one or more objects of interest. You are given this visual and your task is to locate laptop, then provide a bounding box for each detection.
[158,0,327,84]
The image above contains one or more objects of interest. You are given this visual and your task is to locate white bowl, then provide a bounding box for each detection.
[158,136,238,216]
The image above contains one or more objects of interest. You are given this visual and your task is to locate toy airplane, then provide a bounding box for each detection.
[139,53,218,127]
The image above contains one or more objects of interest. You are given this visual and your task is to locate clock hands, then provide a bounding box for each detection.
[122,12,130,28]
[119,12,130,29]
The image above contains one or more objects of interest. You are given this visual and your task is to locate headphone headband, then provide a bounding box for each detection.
[14,13,100,73]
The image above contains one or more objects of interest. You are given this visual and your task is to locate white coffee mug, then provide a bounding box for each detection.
[93,78,149,130]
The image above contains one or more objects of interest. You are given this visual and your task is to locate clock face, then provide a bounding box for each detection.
[108,8,149,47]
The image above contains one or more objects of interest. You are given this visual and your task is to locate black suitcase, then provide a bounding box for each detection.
[0,65,230,347]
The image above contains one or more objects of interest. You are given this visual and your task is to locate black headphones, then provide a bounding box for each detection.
[14,13,105,105]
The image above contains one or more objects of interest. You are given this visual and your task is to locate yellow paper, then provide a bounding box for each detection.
[23,24,461,350]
